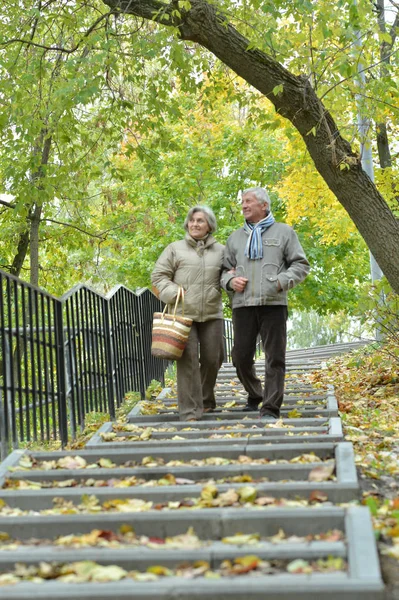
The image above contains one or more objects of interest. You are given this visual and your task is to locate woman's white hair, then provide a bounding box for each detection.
[242,187,271,209]
[184,205,217,233]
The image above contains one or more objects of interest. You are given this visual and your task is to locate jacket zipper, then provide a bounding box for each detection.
[251,259,255,300]
[201,251,205,320]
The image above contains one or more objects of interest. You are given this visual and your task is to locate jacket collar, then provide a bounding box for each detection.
[185,233,216,248]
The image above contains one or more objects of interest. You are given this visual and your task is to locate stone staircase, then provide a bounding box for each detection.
[0,348,384,599]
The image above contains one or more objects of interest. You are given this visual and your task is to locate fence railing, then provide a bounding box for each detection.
[222,317,262,363]
[0,268,256,459]
[0,270,165,459]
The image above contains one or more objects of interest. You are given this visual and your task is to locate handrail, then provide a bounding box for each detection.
[0,269,166,459]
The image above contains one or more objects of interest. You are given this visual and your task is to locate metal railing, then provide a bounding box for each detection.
[0,268,261,458]
[0,270,165,458]
[222,317,262,363]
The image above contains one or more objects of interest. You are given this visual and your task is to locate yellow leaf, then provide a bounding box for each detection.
[200,484,218,501]
[222,533,260,545]
[147,565,173,576]
[238,486,257,503]
[234,555,261,567]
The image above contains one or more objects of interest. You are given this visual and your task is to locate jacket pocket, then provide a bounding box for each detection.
[182,285,197,316]
[263,238,280,247]
[260,264,280,299]
[262,238,282,265]
[206,286,222,310]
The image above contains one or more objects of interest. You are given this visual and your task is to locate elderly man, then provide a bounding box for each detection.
[221,187,310,420]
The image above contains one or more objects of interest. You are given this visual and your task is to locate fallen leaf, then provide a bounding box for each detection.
[309,490,328,503]
[222,533,260,545]
[287,559,312,574]
[308,462,335,482]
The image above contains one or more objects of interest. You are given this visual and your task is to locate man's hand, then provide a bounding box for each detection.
[230,276,248,293]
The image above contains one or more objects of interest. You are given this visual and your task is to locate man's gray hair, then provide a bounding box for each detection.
[184,205,217,233]
[242,187,271,209]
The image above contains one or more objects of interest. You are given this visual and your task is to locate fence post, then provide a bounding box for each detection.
[0,389,8,461]
[103,299,116,420]
[137,294,149,398]
[3,336,18,450]
[54,301,68,446]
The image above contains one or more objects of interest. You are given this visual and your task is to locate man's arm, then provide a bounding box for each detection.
[221,237,249,293]
[277,229,310,291]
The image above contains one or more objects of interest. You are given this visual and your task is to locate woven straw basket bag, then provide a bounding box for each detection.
[151,287,193,360]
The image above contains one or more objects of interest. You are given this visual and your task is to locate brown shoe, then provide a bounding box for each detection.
[203,407,214,413]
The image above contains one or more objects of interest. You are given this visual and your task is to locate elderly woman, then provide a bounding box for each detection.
[151,206,225,421]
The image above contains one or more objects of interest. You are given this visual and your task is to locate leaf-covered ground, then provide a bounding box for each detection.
[4,451,336,491]
[98,418,329,443]
[312,342,399,597]
[2,344,397,593]
[11,452,331,471]
[3,459,336,490]
[0,526,345,550]
[0,554,347,586]
[0,485,335,517]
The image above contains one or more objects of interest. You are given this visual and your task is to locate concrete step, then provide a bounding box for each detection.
[85,417,343,449]
[0,507,383,599]
[0,442,345,467]
[0,357,383,599]
[0,443,358,505]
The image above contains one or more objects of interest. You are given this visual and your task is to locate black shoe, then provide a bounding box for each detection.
[242,403,259,412]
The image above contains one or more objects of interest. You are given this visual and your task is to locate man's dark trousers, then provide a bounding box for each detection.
[232,305,288,418]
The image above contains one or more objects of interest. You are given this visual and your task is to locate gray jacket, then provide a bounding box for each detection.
[151,233,224,322]
[221,222,310,308]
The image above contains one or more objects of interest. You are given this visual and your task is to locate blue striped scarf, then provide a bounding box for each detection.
[244,212,275,260]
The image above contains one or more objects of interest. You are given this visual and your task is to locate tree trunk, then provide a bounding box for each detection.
[376,122,392,170]
[103,0,399,293]
[10,229,30,278]
[29,133,52,287]
[375,0,399,179]
[30,203,42,288]
[375,0,393,169]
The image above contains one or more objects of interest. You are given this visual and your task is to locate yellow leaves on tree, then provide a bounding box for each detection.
[276,144,358,245]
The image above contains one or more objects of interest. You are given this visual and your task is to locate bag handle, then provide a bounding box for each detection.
[161,286,185,322]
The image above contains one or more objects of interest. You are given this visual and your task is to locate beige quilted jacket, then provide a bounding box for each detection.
[151,234,224,322]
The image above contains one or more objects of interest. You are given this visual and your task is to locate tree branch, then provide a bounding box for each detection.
[0,10,115,54]
[0,198,16,209]
[42,218,107,239]
[319,46,399,101]
[99,0,399,293]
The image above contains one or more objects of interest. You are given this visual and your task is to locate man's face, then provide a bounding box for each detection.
[241,192,268,223]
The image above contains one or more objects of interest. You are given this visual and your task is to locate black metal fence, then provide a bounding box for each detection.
[0,270,165,458]
[223,318,234,363]
[0,268,256,459]
[222,317,262,363]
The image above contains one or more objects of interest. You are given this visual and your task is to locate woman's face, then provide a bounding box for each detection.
[188,211,211,239]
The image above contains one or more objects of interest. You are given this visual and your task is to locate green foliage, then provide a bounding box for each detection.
[0,0,396,313]
[145,379,163,400]
[116,391,141,419]
[357,280,399,365]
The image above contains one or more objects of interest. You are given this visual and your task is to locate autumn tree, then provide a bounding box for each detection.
[98,0,399,294]
[0,2,149,286]
[95,81,368,314]
[1,0,398,301]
